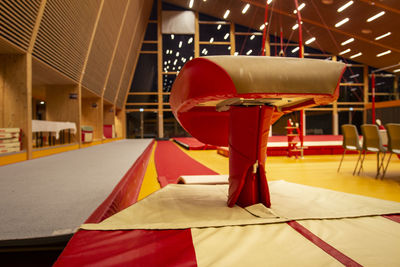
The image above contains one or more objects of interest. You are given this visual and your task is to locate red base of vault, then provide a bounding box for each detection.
[227,105,273,208]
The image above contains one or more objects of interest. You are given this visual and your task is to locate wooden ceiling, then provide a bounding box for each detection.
[164,0,400,73]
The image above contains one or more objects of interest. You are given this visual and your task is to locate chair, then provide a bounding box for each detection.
[338,124,363,174]
[357,124,387,178]
[381,123,400,179]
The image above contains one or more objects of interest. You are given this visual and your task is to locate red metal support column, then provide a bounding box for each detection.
[227,105,274,208]
[371,73,376,123]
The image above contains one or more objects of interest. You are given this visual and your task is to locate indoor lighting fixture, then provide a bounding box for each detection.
[376,50,391,57]
[305,37,316,45]
[292,47,299,53]
[173,59,178,65]
[176,52,179,57]
[337,1,353,12]
[393,69,400,73]
[171,34,175,40]
[228,46,231,50]
[367,11,385,22]
[350,52,362,59]
[217,24,222,30]
[339,48,351,55]
[246,49,252,55]
[341,38,354,46]
[40,101,45,105]
[224,33,230,40]
[349,74,359,78]
[242,4,250,14]
[375,32,391,40]
[223,10,230,19]
[189,0,194,8]
[179,41,183,48]
[267,0,273,4]
[188,37,193,44]
[189,56,193,60]
[250,35,255,40]
[292,24,299,30]
[234,52,239,56]
[259,22,268,30]
[335,18,349,27]
[210,37,214,43]
[293,3,305,14]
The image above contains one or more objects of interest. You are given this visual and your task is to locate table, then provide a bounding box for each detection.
[32,120,77,147]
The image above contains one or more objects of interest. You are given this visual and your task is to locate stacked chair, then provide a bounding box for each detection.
[381,123,400,179]
[337,124,363,174]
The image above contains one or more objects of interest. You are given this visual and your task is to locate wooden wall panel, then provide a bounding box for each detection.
[81,97,102,141]
[0,0,40,51]
[82,0,128,96]
[103,0,141,103]
[103,105,115,125]
[115,109,126,138]
[0,54,30,151]
[33,0,101,82]
[117,0,153,108]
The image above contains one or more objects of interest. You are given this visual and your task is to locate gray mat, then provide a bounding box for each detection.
[0,139,152,244]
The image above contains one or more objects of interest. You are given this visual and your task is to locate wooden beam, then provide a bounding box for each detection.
[129,92,170,95]
[157,0,163,138]
[365,100,400,109]
[101,0,130,98]
[340,83,364,86]
[195,12,199,58]
[199,41,231,45]
[28,0,47,53]
[230,22,235,55]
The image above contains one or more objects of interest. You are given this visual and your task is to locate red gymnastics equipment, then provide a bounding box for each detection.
[170,56,345,208]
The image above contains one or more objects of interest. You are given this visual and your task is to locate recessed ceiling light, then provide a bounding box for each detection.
[305,37,316,45]
[173,59,177,65]
[375,32,391,40]
[189,0,194,8]
[337,1,353,12]
[349,74,359,78]
[234,52,239,56]
[367,11,385,22]
[176,52,179,57]
[224,33,230,40]
[246,49,253,55]
[179,41,183,48]
[188,37,193,44]
[267,0,273,4]
[293,3,305,14]
[171,34,174,40]
[376,50,391,57]
[292,47,300,53]
[242,4,250,14]
[341,38,354,46]
[223,10,230,19]
[350,52,362,59]
[210,37,214,43]
[228,46,231,50]
[335,18,349,27]
[250,35,255,40]
[217,25,222,30]
[393,69,400,73]
[361,29,372,34]
[339,48,351,55]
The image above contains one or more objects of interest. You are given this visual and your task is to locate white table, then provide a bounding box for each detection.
[32,120,77,146]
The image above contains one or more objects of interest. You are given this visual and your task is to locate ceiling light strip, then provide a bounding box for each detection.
[341,38,354,46]
[350,52,362,59]
[335,18,349,27]
[375,32,391,40]
[337,1,353,13]
[367,11,385,22]
[376,50,391,57]
[242,4,250,14]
